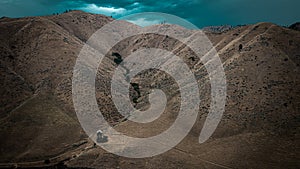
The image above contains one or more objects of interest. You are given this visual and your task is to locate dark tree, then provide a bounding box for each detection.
[239,44,243,51]
[112,52,123,65]
[44,159,50,164]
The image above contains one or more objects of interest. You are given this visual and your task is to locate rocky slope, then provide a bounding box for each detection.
[0,11,299,168]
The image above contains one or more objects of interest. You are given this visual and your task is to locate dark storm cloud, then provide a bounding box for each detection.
[0,0,299,28]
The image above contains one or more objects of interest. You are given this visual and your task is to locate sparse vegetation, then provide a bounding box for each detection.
[112,52,123,65]
[239,44,243,51]
[44,159,50,164]
[0,12,299,169]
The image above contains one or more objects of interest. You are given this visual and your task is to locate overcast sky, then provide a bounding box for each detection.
[0,0,299,28]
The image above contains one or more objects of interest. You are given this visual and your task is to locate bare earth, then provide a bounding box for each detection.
[0,11,299,168]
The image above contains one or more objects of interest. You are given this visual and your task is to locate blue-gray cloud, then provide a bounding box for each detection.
[0,0,299,28]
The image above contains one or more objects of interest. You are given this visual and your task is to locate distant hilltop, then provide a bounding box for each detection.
[289,22,300,31]
[202,25,233,33]
[203,22,300,33]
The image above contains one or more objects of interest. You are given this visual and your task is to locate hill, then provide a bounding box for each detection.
[0,11,299,168]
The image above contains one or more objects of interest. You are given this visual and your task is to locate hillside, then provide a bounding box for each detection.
[0,11,299,168]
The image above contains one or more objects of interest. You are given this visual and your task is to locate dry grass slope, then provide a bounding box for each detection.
[0,11,299,168]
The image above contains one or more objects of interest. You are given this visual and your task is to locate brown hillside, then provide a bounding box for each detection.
[0,11,299,168]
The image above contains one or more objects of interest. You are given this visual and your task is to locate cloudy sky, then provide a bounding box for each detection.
[0,0,299,28]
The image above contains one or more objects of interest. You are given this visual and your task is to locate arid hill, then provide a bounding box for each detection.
[289,22,300,31]
[0,11,299,168]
